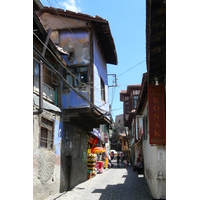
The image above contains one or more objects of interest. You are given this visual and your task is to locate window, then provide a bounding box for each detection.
[40,117,54,149]
[65,66,88,87]
[101,78,105,101]
[33,59,39,79]
[133,95,139,109]
[125,100,129,114]
[143,115,148,140]
[133,90,140,95]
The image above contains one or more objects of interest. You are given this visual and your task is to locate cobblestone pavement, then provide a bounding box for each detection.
[48,161,153,200]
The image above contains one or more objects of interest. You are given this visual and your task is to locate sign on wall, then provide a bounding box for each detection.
[148,85,166,145]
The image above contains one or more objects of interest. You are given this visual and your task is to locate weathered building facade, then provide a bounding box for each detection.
[120,85,141,165]
[34,3,118,196]
[134,0,166,198]
[33,1,65,199]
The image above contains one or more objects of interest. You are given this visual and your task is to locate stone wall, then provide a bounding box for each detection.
[33,107,61,200]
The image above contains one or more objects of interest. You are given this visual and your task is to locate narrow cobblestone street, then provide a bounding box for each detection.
[46,161,153,200]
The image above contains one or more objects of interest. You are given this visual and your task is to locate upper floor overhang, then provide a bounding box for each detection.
[33,11,68,68]
[120,85,141,101]
[63,107,112,132]
[35,6,118,65]
[146,0,166,84]
[136,73,148,115]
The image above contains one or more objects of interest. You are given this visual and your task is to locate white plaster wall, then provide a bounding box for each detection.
[135,115,143,140]
[143,137,158,198]
[142,102,166,199]
[93,33,109,112]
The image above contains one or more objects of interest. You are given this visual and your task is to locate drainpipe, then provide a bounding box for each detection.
[33,28,52,115]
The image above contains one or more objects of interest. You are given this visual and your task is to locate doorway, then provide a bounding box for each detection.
[65,155,71,191]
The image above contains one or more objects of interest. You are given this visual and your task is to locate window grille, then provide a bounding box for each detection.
[40,117,54,149]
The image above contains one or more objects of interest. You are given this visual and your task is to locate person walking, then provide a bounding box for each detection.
[121,154,124,165]
[117,154,120,167]
[137,157,144,174]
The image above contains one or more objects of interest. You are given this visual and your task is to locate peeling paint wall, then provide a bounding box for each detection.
[60,29,91,109]
[62,89,90,109]
[142,102,166,199]
[40,12,87,32]
[33,107,62,200]
[60,30,90,66]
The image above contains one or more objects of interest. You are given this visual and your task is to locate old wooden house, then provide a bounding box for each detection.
[34,4,118,194]
[135,0,166,198]
[33,1,65,200]
[120,85,141,165]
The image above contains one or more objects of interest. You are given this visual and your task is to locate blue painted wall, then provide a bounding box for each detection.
[60,29,109,113]
[53,117,62,156]
[60,30,90,66]
[60,30,91,109]
[62,89,90,109]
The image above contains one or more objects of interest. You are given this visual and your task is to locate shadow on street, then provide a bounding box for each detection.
[92,162,153,200]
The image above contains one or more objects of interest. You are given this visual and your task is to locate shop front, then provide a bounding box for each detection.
[87,128,108,179]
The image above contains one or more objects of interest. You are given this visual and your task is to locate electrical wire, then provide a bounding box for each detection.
[33,31,107,93]
[39,3,146,121]
[34,57,110,105]
[33,45,110,115]
[38,0,112,84]
[110,107,123,111]
[34,1,115,111]
[88,108,105,120]
[34,57,106,106]
[34,2,118,119]
[116,60,146,77]
[36,2,145,92]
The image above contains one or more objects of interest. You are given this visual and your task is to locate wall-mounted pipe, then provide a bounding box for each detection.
[33,28,52,115]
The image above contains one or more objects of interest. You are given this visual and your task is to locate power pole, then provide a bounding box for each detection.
[108,74,117,88]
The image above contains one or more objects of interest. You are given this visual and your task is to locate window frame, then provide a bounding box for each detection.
[133,95,139,109]
[40,117,55,150]
[100,77,105,101]
[125,100,129,114]
[64,65,89,88]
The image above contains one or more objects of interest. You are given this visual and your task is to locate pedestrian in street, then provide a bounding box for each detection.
[121,154,124,165]
[117,154,120,167]
[137,157,144,174]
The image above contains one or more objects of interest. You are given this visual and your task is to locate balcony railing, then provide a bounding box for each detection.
[33,77,55,104]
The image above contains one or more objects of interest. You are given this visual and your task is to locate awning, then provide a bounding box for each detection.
[33,94,61,113]
[91,128,101,139]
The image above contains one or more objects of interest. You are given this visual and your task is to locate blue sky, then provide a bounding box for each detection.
[40,0,147,121]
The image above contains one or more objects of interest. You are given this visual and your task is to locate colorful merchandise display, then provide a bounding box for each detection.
[91,147,106,154]
[96,161,104,173]
[87,153,97,179]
